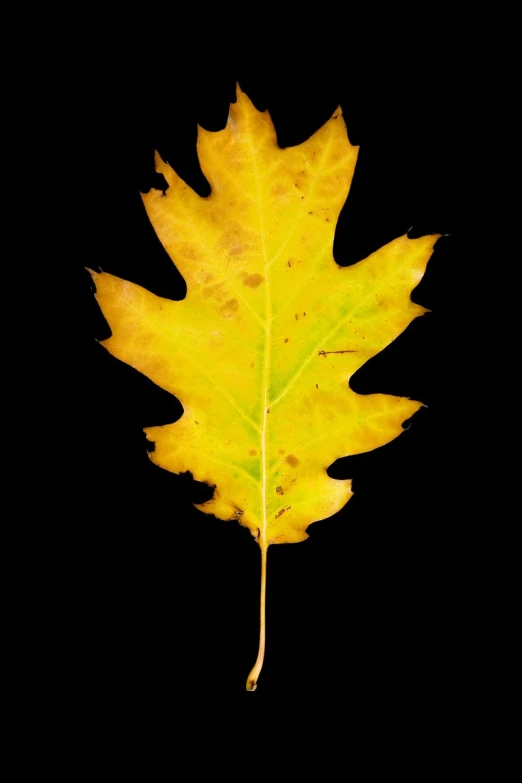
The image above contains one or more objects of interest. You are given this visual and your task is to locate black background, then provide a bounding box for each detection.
[66,28,505,757]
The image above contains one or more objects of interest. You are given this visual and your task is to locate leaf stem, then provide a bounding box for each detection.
[246,542,268,691]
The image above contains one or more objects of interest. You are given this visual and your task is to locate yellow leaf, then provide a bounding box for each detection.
[91,85,438,690]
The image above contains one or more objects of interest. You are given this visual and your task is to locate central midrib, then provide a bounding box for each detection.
[245,116,270,544]
[246,119,335,537]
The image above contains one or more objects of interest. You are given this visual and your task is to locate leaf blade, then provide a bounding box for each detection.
[92,86,437,546]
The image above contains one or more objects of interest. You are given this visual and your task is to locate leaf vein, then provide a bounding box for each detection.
[174,190,266,328]
[267,128,334,269]
[109,291,261,434]
[268,274,418,409]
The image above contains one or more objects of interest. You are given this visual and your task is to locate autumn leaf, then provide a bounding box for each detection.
[90,85,438,690]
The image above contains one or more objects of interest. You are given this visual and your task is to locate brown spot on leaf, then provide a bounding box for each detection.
[284,338,289,343]
[275,505,291,519]
[319,349,357,356]
[203,281,225,299]
[228,244,243,256]
[279,449,286,454]
[276,486,284,495]
[249,449,257,456]
[241,272,264,288]
[221,299,239,318]
[285,454,299,468]
[231,502,243,518]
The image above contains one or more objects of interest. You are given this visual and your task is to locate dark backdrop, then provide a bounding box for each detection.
[66,32,501,756]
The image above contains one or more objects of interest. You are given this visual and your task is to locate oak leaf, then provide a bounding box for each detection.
[91,86,437,690]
